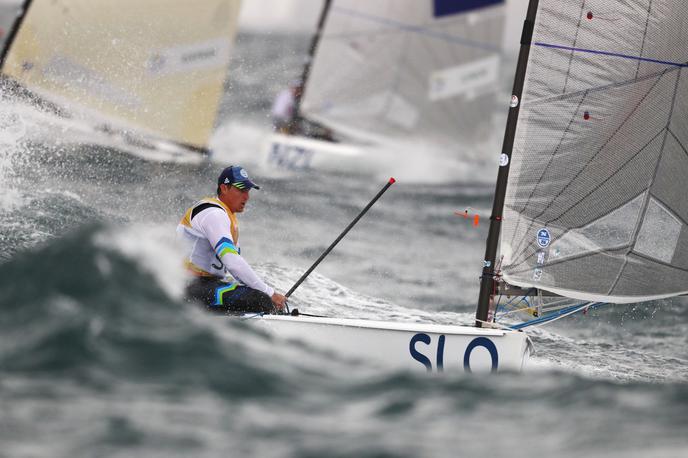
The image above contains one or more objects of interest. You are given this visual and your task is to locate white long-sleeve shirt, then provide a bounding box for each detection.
[177,205,274,297]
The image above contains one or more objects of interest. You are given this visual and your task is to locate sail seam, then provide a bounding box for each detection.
[667,128,688,159]
[562,1,588,94]
[524,65,678,107]
[635,0,654,80]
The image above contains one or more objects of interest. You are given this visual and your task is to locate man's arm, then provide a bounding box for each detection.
[195,209,274,297]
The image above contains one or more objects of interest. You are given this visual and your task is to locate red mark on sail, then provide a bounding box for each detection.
[585,10,621,22]
[583,111,591,120]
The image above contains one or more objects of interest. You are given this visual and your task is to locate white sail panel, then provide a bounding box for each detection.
[1,0,241,150]
[300,0,505,145]
[501,0,688,302]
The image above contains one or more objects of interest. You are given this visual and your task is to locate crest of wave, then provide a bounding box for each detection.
[93,223,190,300]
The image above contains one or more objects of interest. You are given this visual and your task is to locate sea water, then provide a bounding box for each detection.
[0,31,686,458]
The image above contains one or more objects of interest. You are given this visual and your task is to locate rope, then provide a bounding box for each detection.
[509,302,607,330]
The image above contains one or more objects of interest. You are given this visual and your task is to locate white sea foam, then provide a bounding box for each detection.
[210,120,268,168]
[94,224,189,299]
[0,102,29,211]
[0,110,26,145]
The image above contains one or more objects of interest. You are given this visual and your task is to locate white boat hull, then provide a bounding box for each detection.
[262,133,363,172]
[249,315,531,373]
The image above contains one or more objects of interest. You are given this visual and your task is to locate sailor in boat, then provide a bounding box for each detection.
[271,79,302,135]
[270,79,334,141]
[177,166,287,314]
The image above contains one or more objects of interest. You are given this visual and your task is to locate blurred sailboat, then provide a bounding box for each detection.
[0,0,241,161]
[263,0,507,172]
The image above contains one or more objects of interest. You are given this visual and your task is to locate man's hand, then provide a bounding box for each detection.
[271,292,287,311]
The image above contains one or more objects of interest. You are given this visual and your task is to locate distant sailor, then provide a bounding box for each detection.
[271,80,303,134]
[270,80,335,141]
[177,165,287,314]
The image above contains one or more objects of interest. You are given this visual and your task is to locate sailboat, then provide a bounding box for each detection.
[251,0,688,372]
[263,0,507,172]
[0,0,242,161]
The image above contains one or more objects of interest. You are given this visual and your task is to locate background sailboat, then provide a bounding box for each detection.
[0,0,241,161]
[263,0,507,174]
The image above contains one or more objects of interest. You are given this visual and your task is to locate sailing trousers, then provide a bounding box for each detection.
[185,276,275,315]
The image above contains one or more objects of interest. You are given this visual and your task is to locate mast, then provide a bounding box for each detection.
[475,0,540,327]
[293,0,332,120]
[0,0,33,69]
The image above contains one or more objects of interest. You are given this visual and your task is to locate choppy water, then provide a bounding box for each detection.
[0,30,687,458]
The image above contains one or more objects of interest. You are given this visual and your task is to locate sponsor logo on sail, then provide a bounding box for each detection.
[147,38,231,76]
[429,55,499,101]
[536,228,551,247]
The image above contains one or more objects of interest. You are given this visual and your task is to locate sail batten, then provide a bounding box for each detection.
[500,0,688,303]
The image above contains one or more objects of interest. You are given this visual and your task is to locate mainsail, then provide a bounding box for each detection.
[299,0,506,145]
[498,0,688,303]
[0,0,241,153]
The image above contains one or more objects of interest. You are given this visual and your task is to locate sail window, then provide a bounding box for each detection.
[633,198,682,263]
[550,193,645,259]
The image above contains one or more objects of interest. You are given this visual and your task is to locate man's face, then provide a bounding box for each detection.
[219,184,250,213]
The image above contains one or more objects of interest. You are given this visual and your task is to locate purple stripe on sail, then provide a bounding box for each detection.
[433,0,504,17]
[534,42,688,68]
[332,6,502,53]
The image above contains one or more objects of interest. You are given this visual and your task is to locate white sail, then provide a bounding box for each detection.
[1,0,241,151]
[500,0,688,303]
[300,0,505,146]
